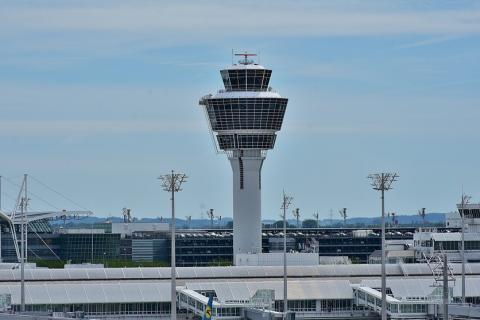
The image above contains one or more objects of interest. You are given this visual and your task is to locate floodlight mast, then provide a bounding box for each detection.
[459,193,470,304]
[339,208,347,225]
[313,212,319,228]
[292,208,300,228]
[368,172,398,320]
[418,208,426,227]
[158,171,187,320]
[20,174,28,313]
[281,191,293,320]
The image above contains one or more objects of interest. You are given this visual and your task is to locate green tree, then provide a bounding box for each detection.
[271,220,294,229]
[302,219,318,228]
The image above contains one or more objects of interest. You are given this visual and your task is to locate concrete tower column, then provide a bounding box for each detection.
[229,150,264,257]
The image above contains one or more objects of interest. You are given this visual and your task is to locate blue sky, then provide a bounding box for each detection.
[1,0,480,221]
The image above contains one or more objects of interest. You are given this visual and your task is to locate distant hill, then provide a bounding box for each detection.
[52,212,445,229]
[318,212,445,227]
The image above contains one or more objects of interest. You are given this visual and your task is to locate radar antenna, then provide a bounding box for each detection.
[234,52,257,65]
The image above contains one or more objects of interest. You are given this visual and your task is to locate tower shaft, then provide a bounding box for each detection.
[229,150,264,256]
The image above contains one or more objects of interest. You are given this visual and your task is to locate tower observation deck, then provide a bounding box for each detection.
[199,53,288,259]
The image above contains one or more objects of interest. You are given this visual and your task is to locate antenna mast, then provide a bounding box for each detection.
[313,212,319,228]
[280,191,293,319]
[368,172,399,320]
[339,208,347,225]
[292,208,300,228]
[234,52,257,65]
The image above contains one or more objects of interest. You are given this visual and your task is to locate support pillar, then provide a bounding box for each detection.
[229,150,264,261]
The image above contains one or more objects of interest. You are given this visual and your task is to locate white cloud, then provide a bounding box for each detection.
[1,1,480,37]
[0,120,203,136]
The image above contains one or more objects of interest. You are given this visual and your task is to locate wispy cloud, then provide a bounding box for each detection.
[397,35,463,49]
[0,120,204,136]
[2,1,480,37]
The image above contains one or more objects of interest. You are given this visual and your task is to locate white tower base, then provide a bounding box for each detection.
[229,150,264,261]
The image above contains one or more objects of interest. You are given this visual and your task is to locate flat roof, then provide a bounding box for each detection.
[0,282,171,305]
[0,263,479,282]
[185,280,353,301]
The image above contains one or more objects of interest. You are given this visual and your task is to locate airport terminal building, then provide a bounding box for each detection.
[0,264,479,319]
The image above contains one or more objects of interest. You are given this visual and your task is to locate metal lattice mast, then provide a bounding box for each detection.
[368,172,398,320]
[207,209,215,229]
[20,174,28,313]
[459,193,470,304]
[281,191,293,319]
[443,254,449,320]
[339,208,347,225]
[292,208,300,228]
[418,208,426,227]
[158,171,187,320]
[313,212,319,228]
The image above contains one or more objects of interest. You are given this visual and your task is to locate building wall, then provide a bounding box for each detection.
[58,233,120,263]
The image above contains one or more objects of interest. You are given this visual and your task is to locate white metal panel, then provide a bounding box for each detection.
[140,267,161,279]
[86,268,107,280]
[65,284,89,304]
[120,283,143,302]
[82,284,107,303]
[46,284,70,304]
[121,268,143,279]
[104,268,125,279]
[102,284,126,303]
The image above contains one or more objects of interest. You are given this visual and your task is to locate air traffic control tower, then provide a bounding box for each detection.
[199,53,288,259]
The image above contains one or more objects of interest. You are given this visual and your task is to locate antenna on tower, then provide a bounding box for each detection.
[339,208,347,225]
[206,208,221,229]
[313,211,319,228]
[122,208,132,223]
[292,208,300,228]
[234,52,257,65]
[418,208,426,226]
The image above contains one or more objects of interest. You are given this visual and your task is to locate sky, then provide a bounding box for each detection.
[1,0,480,221]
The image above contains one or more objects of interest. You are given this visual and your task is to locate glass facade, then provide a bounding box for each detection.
[459,208,480,218]
[0,220,60,262]
[220,69,272,91]
[12,302,170,316]
[59,233,120,263]
[205,98,287,131]
[434,240,480,250]
[217,134,276,149]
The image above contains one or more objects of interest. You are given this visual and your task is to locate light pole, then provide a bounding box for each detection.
[418,208,426,228]
[0,175,2,211]
[313,212,319,229]
[159,170,187,320]
[20,174,29,313]
[339,208,347,225]
[368,172,398,320]
[281,191,293,319]
[459,193,470,304]
[292,208,300,228]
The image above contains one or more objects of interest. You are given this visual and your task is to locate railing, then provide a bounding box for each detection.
[216,87,278,94]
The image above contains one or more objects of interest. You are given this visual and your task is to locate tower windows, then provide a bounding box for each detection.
[239,157,244,190]
[220,69,272,91]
